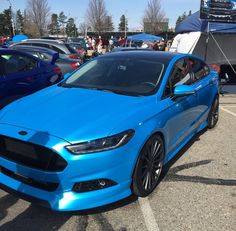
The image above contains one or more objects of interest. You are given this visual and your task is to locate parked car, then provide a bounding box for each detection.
[0,48,62,109]
[65,37,87,48]
[0,51,219,211]
[9,39,82,61]
[67,42,87,56]
[10,45,81,76]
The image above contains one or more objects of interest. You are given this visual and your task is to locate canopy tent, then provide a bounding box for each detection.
[175,11,236,33]
[127,33,163,41]
[12,34,29,43]
[171,11,236,66]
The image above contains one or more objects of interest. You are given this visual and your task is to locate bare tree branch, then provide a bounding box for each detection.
[143,0,166,34]
[86,0,107,34]
[26,0,50,36]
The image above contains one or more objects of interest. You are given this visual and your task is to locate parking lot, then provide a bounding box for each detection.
[0,93,235,231]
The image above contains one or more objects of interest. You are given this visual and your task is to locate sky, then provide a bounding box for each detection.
[0,0,201,30]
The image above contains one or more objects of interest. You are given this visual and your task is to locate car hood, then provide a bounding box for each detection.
[0,86,154,143]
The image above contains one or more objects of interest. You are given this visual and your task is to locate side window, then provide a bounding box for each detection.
[192,59,210,82]
[0,55,7,75]
[163,58,194,98]
[3,54,38,74]
[32,43,50,49]
[50,45,64,54]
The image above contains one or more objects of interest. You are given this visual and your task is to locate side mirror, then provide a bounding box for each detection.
[173,85,196,98]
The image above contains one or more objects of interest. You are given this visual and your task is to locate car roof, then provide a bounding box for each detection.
[0,48,44,61]
[10,45,58,55]
[102,51,182,65]
[20,39,65,44]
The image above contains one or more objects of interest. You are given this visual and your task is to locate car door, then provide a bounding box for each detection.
[162,57,200,156]
[191,58,219,125]
[0,52,42,108]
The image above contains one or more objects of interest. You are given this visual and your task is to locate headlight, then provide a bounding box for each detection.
[66,129,135,154]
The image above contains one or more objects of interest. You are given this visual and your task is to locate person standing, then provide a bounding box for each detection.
[108,36,114,52]
[97,36,103,54]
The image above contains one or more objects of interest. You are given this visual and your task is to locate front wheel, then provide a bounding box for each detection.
[132,134,164,197]
[207,95,219,129]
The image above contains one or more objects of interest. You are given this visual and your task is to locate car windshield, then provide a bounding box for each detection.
[60,56,165,96]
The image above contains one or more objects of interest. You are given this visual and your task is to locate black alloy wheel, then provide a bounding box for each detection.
[208,95,219,129]
[132,134,164,197]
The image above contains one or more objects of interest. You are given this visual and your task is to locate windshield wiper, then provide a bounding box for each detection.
[58,84,141,96]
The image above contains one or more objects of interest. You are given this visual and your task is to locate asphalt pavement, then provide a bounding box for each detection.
[0,93,235,231]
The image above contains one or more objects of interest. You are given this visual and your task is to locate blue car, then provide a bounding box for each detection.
[0,51,219,211]
[0,49,62,109]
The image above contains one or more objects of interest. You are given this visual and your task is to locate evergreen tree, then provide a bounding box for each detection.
[0,8,13,37]
[176,16,182,26]
[15,10,24,34]
[48,13,60,35]
[66,18,78,37]
[58,11,67,35]
[118,14,128,32]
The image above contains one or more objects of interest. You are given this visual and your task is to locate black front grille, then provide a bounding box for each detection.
[0,165,59,191]
[0,135,67,172]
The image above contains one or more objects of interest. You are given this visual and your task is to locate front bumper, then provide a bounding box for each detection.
[0,124,138,211]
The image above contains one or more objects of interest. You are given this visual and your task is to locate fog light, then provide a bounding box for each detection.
[72,179,117,193]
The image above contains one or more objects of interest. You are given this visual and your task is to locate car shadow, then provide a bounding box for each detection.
[0,194,18,222]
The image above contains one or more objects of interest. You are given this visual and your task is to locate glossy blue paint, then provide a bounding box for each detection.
[0,48,62,109]
[0,51,219,211]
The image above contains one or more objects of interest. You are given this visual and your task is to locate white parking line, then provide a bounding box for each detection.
[220,106,236,118]
[139,197,160,231]
[220,105,236,108]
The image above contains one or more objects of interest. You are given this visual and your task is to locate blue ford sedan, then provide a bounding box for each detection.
[0,51,219,211]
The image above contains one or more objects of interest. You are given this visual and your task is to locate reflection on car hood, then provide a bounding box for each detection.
[0,86,153,143]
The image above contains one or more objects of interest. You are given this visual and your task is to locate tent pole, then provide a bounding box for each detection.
[204,22,210,61]
[210,33,236,75]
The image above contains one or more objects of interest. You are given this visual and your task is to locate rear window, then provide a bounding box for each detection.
[65,44,77,54]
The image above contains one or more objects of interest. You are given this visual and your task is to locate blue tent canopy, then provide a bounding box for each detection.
[127,33,162,41]
[175,11,236,33]
[12,34,29,43]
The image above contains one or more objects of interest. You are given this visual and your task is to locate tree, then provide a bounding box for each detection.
[15,10,24,34]
[66,18,78,37]
[79,22,91,36]
[26,0,50,36]
[86,0,107,33]
[175,16,182,26]
[118,14,128,32]
[48,13,60,35]
[58,11,67,35]
[143,0,166,34]
[104,15,114,32]
[175,11,188,26]
[0,8,13,37]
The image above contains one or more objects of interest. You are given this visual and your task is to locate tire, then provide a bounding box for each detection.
[207,95,219,129]
[132,134,164,197]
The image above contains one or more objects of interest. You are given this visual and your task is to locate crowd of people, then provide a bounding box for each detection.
[84,35,168,54]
